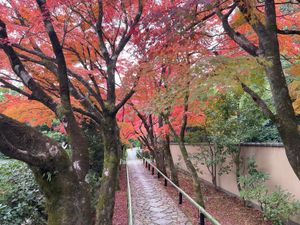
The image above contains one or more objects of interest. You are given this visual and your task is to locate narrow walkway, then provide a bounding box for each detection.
[127,150,192,225]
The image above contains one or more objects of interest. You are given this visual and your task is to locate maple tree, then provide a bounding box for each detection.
[167,0,300,179]
[0,0,300,224]
[122,65,177,182]
[127,32,209,205]
[211,0,300,179]
[0,0,146,224]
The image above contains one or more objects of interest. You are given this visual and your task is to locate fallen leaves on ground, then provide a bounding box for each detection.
[154,171,272,225]
[113,165,128,225]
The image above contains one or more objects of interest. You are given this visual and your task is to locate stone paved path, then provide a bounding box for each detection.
[127,150,192,225]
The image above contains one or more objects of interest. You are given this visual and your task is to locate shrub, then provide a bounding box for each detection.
[262,188,300,225]
[239,158,300,225]
[0,160,46,225]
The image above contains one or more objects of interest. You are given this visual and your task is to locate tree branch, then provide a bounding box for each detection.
[277,29,300,35]
[0,19,58,112]
[216,3,260,57]
[114,0,143,57]
[0,114,67,169]
[96,0,110,64]
[113,75,140,114]
[239,80,277,122]
[36,0,71,107]
[0,78,34,99]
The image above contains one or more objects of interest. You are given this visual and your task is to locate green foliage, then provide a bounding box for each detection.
[205,92,280,145]
[81,120,104,176]
[239,158,300,225]
[36,122,67,144]
[189,91,279,186]
[43,130,66,143]
[237,95,280,143]
[0,160,46,225]
[185,127,207,143]
[239,158,269,201]
[262,188,300,225]
[191,143,232,185]
[81,120,104,204]
[194,56,265,96]
[129,139,141,148]
[0,88,7,101]
[193,55,280,145]
[136,148,143,159]
[141,150,151,159]
[0,153,9,160]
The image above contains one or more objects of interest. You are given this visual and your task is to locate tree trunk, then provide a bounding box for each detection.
[33,167,93,225]
[221,0,300,179]
[234,151,247,206]
[212,166,217,189]
[254,1,300,179]
[96,115,121,225]
[261,41,300,179]
[154,148,167,175]
[163,135,179,186]
[178,142,205,206]
[234,150,242,192]
[0,114,93,225]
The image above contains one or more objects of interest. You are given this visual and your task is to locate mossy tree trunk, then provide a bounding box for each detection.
[0,114,93,225]
[96,115,121,225]
[0,1,144,224]
[33,167,92,225]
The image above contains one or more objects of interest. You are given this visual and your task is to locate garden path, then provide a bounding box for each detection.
[127,149,192,225]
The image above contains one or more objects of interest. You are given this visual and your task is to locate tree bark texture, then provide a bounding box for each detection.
[0,114,93,225]
[96,115,121,225]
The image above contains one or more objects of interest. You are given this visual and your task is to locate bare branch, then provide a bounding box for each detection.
[114,0,143,57]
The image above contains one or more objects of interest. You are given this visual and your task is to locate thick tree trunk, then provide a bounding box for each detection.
[178,142,205,206]
[255,1,300,179]
[163,135,179,186]
[261,42,300,179]
[0,115,93,225]
[96,116,121,225]
[33,167,92,225]
[61,109,90,181]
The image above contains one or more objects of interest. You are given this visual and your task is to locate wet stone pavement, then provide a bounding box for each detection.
[127,159,192,225]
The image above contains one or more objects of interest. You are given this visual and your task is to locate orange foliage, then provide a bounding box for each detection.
[0,95,55,127]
